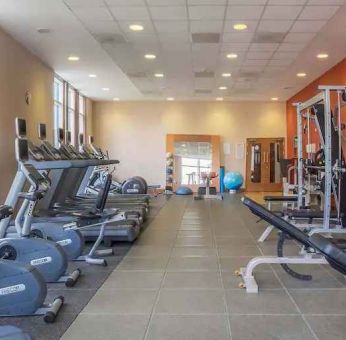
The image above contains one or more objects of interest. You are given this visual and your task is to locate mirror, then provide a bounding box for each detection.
[250,143,261,183]
[174,141,212,186]
[269,142,281,184]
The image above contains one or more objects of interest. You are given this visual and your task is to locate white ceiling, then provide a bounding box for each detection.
[0,0,345,101]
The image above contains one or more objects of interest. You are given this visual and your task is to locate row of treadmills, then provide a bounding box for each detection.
[0,118,151,338]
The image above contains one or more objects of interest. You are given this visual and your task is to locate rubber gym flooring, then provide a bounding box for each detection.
[5,194,346,339]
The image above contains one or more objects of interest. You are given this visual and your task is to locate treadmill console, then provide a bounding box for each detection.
[15,118,27,138]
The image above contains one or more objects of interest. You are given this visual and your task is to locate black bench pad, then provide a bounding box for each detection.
[264,195,298,202]
[285,209,338,219]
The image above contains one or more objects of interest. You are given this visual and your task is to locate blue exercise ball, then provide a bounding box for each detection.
[176,186,193,195]
[223,172,243,191]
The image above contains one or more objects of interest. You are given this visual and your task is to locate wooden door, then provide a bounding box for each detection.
[246,138,284,192]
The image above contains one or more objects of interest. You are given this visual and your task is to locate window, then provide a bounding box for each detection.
[78,95,85,142]
[67,86,76,145]
[53,77,64,145]
[181,157,212,185]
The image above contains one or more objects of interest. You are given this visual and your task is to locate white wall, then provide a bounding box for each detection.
[93,101,287,187]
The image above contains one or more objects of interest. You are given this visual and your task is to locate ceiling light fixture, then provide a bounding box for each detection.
[317,53,328,59]
[89,74,97,78]
[145,54,156,60]
[216,97,224,101]
[102,87,110,91]
[129,24,144,31]
[154,73,164,78]
[219,86,227,90]
[167,97,175,101]
[271,97,279,101]
[233,23,247,31]
[226,53,238,59]
[297,72,306,77]
[222,73,231,77]
[68,55,79,61]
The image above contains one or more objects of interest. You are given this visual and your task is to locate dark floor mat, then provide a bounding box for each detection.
[0,195,167,340]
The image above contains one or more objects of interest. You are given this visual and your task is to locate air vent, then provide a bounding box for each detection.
[194,71,215,78]
[94,33,127,44]
[195,89,212,94]
[127,72,147,78]
[192,33,220,44]
[252,32,285,44]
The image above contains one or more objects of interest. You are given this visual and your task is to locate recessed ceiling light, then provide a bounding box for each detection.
[233,23,247,31]
[271,97,279,101]
[226,53,238,59]
[102,87,110,91]
[113,97,119,101]
[129,24,144,31]
[216,97,224,101]
[154,73,164,78]
[297,72,306,77]
[219,86,227,90]
[222,73,231,77]
[167,97,174,101]
[89,74,97,78]
[145,54,156,60]
[317,53,328,59]
[68,55,79,61]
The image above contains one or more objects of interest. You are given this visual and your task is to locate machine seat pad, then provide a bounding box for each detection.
[285,209,339,219]
[264,195,298,202]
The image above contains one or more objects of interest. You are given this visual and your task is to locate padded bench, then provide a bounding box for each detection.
[264,195,298,202]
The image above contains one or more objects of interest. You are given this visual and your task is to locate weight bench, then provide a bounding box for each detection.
[238,196,346,293]
[258,196,298,242]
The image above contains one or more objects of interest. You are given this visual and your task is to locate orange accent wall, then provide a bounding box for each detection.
[286,58,346,158]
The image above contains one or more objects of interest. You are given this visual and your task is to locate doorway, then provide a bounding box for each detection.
[246,138,285,192]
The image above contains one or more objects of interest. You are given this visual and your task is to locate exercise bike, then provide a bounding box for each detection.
[0,204,64,323]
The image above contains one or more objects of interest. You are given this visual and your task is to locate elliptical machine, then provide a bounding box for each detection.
[0,204,64,323]
[0,137,80,286]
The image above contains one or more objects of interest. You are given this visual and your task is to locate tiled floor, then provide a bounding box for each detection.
[62,195,346,340]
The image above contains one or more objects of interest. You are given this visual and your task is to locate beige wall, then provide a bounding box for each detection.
[86,98,93,138]
[0,27,54,201]
[93,101,287,187]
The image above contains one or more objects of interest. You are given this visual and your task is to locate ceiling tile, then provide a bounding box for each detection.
[83,20,120,35]
[64,0,105,7]
[247,51,274,59]
[220,43,250,51]
[189,6,226,20]
[277,42,307,51]
[147,0,186,5]
[268,59,294,66]
[267,0,306,4]
[262,6,302,20]
[154,20,189,33]
[109,6,150,20]
[72,7,113,21]
[258,20,293,33]
[226,6,264,20]
[307,0,344,4]
[190,20,223,33]
[126,33,158,44]
[192,43,219,54]
[158,32,190,42]
[299,6,340,20]
[272,51,299,59]
[223,32,254,42]
[105,0,145,6]
[249,43,279,51]
[284,32,316,42]
[149,6,188,20]
[290,20,327,33]
[188,0,226,4]
[243,59,268,65]
[192,33,220,43]
[224,20,258,33]
[194,78,215,89]
[228,0,267,4]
